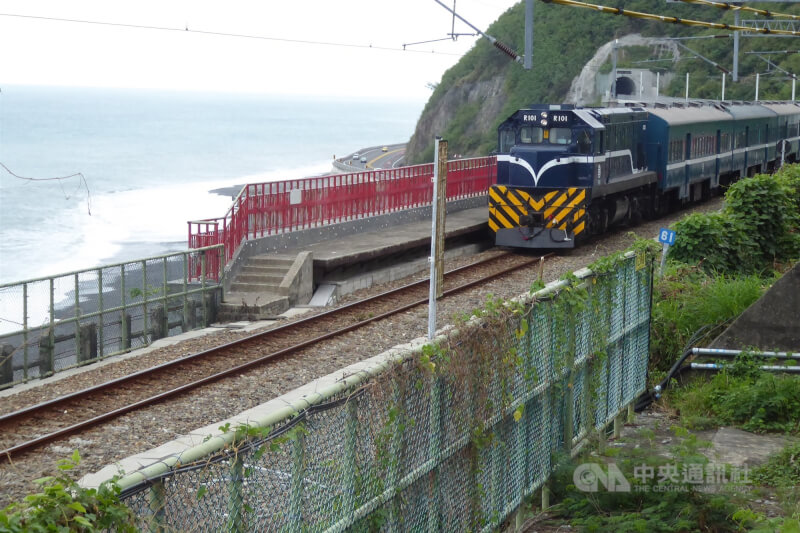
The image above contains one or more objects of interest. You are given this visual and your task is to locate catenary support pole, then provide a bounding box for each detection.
[756,72,760,101]
[612,39,618,100]
[524,0,534,70]
[685,72,690,101]
[733,11,740,81]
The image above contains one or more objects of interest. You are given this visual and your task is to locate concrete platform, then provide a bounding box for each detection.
[224,197,490,295]
[305,206,488,272]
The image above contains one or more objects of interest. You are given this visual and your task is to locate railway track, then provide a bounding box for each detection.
[0,251,550,461]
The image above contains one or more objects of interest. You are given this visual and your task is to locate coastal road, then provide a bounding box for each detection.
[341,143,406,171]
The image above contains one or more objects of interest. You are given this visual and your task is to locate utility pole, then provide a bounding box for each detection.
[612,39,618,100]
[428,137,447,340]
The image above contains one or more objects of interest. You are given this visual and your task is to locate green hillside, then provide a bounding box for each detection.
[408,1,800,163]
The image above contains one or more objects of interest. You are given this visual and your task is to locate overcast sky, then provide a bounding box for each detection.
[0,0,520,100]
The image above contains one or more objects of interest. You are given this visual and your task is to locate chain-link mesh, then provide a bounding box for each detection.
[117,254,653,532]
[0,245,223,389]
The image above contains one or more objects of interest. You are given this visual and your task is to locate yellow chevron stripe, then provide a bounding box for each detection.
[514,189,544,211]
[493,207,515,229]
[494,201,520,224]
[491,187,590,234]
[554,207,574,226]
[501,192,526,224]
[544,191,570,220]
[553,189,586,225]
[506,189,526,209]
[489,187,508,207]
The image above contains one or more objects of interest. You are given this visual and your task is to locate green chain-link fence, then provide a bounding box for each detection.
[0,245,223,389]
[115,251,652,532]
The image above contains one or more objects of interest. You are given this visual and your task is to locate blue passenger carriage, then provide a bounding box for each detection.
[760,102,800,166]
[645,103,733,205]
[725,103,778,178]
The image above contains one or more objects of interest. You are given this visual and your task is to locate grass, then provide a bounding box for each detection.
[649,264,769,375]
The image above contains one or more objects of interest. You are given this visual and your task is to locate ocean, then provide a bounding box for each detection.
[0,85,424,286]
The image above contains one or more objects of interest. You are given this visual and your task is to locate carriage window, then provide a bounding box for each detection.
[499,129,516,152]
[550,128,572,145]
[720,132,731,152]
[520,126,544,144]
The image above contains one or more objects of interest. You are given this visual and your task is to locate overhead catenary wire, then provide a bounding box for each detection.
[676,0,800,21]
[752,53,798,79]
[538,0,800,37]
[0,12,462,56]
[432,0,523,62]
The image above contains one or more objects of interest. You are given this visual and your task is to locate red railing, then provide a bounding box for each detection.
[188,157,497,280]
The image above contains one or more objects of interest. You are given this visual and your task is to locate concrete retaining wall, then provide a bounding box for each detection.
[280,251,314,306]
[709,261,800,352]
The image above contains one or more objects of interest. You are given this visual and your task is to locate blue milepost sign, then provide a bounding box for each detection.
[658,228,676,246]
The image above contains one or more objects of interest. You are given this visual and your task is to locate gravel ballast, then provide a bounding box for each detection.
[0,199,723,507]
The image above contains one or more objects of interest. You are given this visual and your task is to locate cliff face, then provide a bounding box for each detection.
[406,75,507,162]
[403,0,776,164]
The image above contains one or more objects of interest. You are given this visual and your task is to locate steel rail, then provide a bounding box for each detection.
[0,252,551,460]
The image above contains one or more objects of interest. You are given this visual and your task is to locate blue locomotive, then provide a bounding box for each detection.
[489,101,800,248]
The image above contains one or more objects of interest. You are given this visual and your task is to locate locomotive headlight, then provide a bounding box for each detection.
[540,119,548,126]
[541,112,548,118]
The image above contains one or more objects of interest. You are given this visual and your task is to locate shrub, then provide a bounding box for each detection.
[0,451,135,532]
[669,164,800,275]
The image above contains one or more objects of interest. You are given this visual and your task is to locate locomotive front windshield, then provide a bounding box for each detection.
[520,126,544,144]
[519,126,572,145]
[500,125,575,152]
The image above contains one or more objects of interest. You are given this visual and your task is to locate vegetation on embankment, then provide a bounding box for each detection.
[529,165,800,531]
[407,1,800,163]
[649,164,800,373]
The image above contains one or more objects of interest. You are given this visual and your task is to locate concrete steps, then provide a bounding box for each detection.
[218,252,314,322]
[219,254,297,321]
[229,279,284,292]
[217,292,290,322]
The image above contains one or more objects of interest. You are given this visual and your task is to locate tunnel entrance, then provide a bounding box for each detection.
[616,76,636,96]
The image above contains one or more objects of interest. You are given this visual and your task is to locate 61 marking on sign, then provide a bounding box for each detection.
[658,228,676,246]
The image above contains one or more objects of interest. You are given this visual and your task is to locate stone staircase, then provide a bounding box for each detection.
[217,254,296,322]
